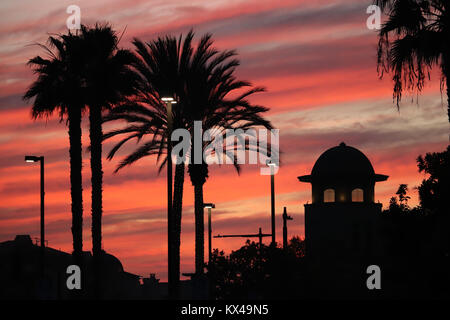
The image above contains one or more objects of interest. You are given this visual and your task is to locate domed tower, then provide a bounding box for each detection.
[298,142,388,261]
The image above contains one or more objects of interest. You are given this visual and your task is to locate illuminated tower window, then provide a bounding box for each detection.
[323,189,335,203]
[352,188,364,202]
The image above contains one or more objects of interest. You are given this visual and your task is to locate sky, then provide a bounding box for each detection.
[0,0,448,280]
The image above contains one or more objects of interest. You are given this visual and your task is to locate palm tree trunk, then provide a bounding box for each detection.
[446,73,450,123]
[68,107,83,259]
[90,106,104,256]
[188,157,208,276]
[194,182,205,274]
[171,163,185,297]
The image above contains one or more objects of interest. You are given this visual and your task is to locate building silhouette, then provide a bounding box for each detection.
[0,235,208,299]
[0,235,141,299]
[298,142,388,297]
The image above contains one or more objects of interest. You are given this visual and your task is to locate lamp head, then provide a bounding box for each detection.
[25,155,41,163]
[203,203,215,209]
[160,89,177,104]
[161,97,177,105]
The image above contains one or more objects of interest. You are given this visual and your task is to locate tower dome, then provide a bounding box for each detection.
[298,142,387,203]
[311,142,375,178]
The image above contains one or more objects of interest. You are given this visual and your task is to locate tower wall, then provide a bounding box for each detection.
[305,202,382,260]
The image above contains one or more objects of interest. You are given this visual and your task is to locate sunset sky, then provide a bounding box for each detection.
[0,0,448,280]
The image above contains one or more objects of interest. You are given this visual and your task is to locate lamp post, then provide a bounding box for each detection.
[203,203,215,264]
[267,160,276,246]
[25,156,45,248]
[162,96,176,297]
[25,155,45,276]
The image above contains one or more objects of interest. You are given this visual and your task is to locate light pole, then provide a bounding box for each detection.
[25,155,45,248]
[203,203,215,264]
[25,155,45,276]
[267,160,276,246]
[162,96,176,297]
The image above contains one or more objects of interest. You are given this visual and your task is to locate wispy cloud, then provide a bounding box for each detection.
[0,0,448,279]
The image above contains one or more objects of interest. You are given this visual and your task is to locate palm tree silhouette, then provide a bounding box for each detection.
[103,31,273,287]
[25,25,139,297]
[103,32,194,298]
[23,32,85,264]
[376,0,450,122]
[75,25,139,260]
[103,96,187,296]
[182,33,273,275]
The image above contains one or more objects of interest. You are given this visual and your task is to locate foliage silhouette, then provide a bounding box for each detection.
[375,0,450,122]
[417,145,450,214]
[380,146,450,297]
[207,238,306,299]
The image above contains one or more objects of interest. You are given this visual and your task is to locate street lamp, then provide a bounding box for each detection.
[203,203,215,264]
[25,156,45,248]
[25,155,45,277]
[162,95,177,297]
[267,159,276,246]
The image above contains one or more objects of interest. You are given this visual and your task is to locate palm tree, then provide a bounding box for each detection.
[375,0,450,122]
[102,96,188,299]
[75,24,139,259]
[23,32,85,264]
[102,33,194,298]
[64,24,139,298]
[103,31,273,287]
[182,33,273,274]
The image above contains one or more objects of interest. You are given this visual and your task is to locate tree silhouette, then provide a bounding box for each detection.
[103,30,273,290]
[375,0,450,122]
[180,32,273,275]
[23,31,85,264]
[396,184,411,206]
[380,147,450,298]
[417,145,450,214]
[102,94,187,297]
[207,238,306,299]
[102,32,198,298]
[62,24,139,298]
[77,25,139,261]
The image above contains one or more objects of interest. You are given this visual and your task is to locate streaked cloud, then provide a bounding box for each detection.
[0,0,448,279]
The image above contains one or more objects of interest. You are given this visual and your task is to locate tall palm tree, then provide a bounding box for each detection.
[182,33,273,274]
[102,33,194,298]
[23,32,85,264]
[375,0,450,122]
[75,24,139,259]
[103,31,274,286]
[102,95,188,299]
[65,24,139,299]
